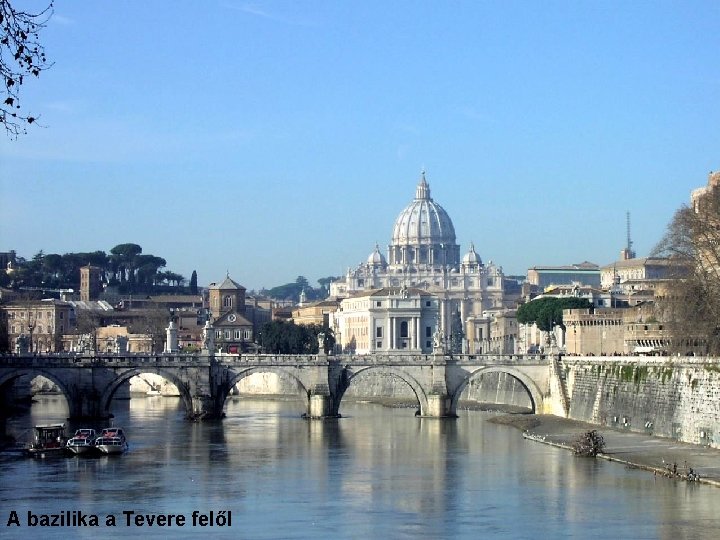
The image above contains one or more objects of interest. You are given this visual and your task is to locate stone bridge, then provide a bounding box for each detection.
[0,352,567,425]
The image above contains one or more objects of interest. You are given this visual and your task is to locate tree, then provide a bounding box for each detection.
[572,430,605,457]
[516,297,593,332]
[109,243,142,286]
[1,0,54,137]
[134,254,166,288]
[258,320,333,354]
[189,270,198,295]
[653,187,720,354]
[129,305,170,353]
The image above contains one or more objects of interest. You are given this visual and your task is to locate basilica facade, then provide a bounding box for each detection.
[330,172,518,353]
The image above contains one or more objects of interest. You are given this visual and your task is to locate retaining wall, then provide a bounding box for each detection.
[563,357,720,448]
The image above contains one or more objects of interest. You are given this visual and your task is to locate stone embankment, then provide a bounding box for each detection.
[561,357,720,448]
[493,414,720,488]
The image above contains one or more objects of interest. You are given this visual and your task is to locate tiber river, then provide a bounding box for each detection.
[2,393,720,539]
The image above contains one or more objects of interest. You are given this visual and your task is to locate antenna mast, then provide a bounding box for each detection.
[624,211,636,259]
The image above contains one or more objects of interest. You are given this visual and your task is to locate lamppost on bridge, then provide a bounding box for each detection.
[26,311,35,354]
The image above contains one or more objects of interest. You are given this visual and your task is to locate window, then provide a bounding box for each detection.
[37,312,43,319]
[426,326,432,337]
[244,330,251,339]
[234,330,241,339]
[223,295,233,308]
[59,312,64,320]
[400,321,408,338]
[426,301,431,307]
[224,330,231,339]
[376,341,382,348]
[376,301,382,307]
[426,340,431,348]
[215,330,222,338]
[376,327,383,338]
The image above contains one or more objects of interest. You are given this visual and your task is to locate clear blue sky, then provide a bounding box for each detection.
[1,1,719,291]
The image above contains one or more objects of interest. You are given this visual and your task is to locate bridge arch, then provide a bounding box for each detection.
[99,368,194,418]
[221,367,310,413]
[450,366,544,414]
[0,368,73,415]
[335,366,429,415]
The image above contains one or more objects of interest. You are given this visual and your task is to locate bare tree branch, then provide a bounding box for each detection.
[653,186,720,354]
[0,0,53,138]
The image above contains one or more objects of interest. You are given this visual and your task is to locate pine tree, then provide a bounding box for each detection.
[189,270,198,295]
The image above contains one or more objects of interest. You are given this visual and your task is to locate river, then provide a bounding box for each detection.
[1,395,719,539]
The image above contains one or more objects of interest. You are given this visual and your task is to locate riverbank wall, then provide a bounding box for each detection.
[561,356,720,449]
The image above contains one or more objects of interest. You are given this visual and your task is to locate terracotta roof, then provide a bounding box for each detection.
[209,276,246,291]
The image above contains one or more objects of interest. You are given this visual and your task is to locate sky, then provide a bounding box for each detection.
[1,1,719,291]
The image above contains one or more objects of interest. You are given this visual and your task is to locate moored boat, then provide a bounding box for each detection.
[25,424,68,458]
[94,427,128,455]
[65,429,97,455]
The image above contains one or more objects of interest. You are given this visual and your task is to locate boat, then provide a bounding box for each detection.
[25,424,68,458]
[94,427,128,455]
[65,428,97,455]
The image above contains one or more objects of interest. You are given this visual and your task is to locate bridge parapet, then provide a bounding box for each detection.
[0,354,213,368]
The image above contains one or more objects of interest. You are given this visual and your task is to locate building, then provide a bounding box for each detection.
[526,262,601,289]
[330,172,516,352]
[563,308,626,356]
[292,299,339,327]
[466,309,518,354]
[79,265,103,302]
[599,257,678,291]
[690,170,720,212]
[3,299,73,353]
[561,302,690,356]
[208,274,253,353]
[62,325,153,353]
[331,286,439,354]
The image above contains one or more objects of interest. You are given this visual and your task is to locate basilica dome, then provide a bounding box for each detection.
[391,173,456,246]
[388,172,460,268]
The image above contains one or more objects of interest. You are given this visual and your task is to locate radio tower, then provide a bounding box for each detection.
[621,211,636,260]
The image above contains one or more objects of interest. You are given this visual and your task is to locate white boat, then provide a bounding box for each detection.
[94,427,128,455]
[66,428,97,455]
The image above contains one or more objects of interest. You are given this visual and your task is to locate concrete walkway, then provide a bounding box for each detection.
[518,415,720,487]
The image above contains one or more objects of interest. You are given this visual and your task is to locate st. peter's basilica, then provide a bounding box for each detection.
[330,172,519,353]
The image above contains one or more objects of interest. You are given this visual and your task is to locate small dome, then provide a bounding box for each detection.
[367,244,387,266]
[462,243,482,265]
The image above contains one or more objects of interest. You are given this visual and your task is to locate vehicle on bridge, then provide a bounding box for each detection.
[95,428,128,455]
[65,429,98,455]
[25,424,68,458]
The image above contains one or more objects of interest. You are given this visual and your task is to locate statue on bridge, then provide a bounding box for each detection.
[202,319,215,353]
[433,328,445,353]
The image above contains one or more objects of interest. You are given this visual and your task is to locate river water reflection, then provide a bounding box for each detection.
[2,396,719,539]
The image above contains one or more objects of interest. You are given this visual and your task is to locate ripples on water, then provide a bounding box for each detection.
[2,396,719,539]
